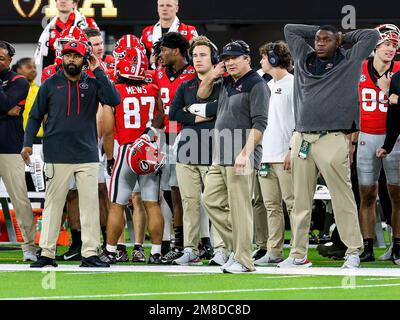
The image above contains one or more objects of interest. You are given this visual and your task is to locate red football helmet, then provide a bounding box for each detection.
[126,136,165,175]
[113,34,146,60]
[115,47,148,80]
[54,26,89,64]
[375,24,400,48]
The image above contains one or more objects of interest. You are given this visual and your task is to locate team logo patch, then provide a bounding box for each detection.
[360,141,366,146]
[275,88,282,94]
[180,30,188,36]
[236,84,243,92]
[70,42,78,47]
[79,82,89,89]
[360,74,367,82]
[325,63,333,70]
[158,72,163,79]
[139,161,150,172]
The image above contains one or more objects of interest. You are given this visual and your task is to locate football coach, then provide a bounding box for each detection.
[21,40,120,268]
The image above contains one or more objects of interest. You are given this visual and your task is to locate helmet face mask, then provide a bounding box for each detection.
[375,24,400,49]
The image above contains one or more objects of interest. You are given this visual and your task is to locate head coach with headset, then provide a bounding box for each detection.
[185,40,270,273]
[0,40,38,263]
[21,40,120,268]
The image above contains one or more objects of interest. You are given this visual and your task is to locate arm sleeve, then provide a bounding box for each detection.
[0,77,29,114]
[94,67,120,107]
[382,73,400,154]
[343,29,380,61]
[284,24,318,61]
[169,83,196,125]
[24,82,49,147]
[249,81,270,134]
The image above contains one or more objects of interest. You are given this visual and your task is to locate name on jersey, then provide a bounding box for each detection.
[126,86,148,95]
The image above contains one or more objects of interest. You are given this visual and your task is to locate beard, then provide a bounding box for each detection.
[63,62,83,77]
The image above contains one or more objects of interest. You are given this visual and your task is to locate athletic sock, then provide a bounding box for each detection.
[393,237,400,255]
[363,238,374,254]
[201,237,212,247]
[70,229,82,248]
[101,226,107,248]
[106,244,117,253]
[151,244,162,255]
[162,241,171,255]
[174,226,184,249]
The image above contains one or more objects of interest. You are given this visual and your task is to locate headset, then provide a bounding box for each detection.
[268,42,280,67]
[189,39,219,65]
[0,41,16,57]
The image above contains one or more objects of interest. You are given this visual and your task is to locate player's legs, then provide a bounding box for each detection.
[132,191,147,246]
[357,132,384,260]
[253,175,269,257]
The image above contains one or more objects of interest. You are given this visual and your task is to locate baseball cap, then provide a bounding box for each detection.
[62,41,87,57]
[220,40,250,59]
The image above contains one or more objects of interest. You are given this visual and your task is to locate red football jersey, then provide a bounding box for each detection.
[359,60,400,134]
[114,83,160,145]
[156,65,196,133]
[141,22,198,54]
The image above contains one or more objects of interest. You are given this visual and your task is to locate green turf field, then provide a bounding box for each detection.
[1,245,399,300]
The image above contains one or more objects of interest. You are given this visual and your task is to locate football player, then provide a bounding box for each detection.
[100,48,165,264]
[154,32,196,264]
[356,24,400,262]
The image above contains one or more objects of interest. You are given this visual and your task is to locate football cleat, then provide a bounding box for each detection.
[161,247,183,264]
[132,247,146,263]
[148,253,162,264]
[99,249,117,264]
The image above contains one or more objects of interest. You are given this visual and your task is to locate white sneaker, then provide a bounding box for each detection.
[277,256,312,268]
[172,248,202,266]
[220,252,235,271]
[254,253,283,266]
[378,243,393,261]
[341,254,360,269]
[223,261,253,274]
[23,250,38,262]
[208,249,228,266]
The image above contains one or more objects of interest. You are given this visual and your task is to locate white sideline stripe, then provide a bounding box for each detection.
[364,277,400,281]
[260,275,314,279]
[3,283,400,300]
[167,273,215,277]
[0,264,400,278]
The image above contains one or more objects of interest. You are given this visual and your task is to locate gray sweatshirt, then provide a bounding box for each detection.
[284,24,379,132]
[206,70,270,169]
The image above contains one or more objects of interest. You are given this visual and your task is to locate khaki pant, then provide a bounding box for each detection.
[290,132,362,259]
[203,165,255,270]
[257,163,294,257]
[176,163,224,254]
[253,178,268,250]
[40,163,100,259]
[0,154,36,252]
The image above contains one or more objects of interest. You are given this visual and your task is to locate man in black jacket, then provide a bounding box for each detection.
[0,41,37,262]
[21,41,120,268]
[169,36,226,266]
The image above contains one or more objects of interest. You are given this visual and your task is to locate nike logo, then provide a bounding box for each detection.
[179,76,186,80]
[63,252,80,260]
[194,109,200,113]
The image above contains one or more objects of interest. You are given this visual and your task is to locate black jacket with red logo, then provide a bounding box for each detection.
[0,68,29,154]
[24,67,120,164]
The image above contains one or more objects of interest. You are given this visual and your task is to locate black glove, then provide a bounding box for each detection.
[106,158,115,176]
